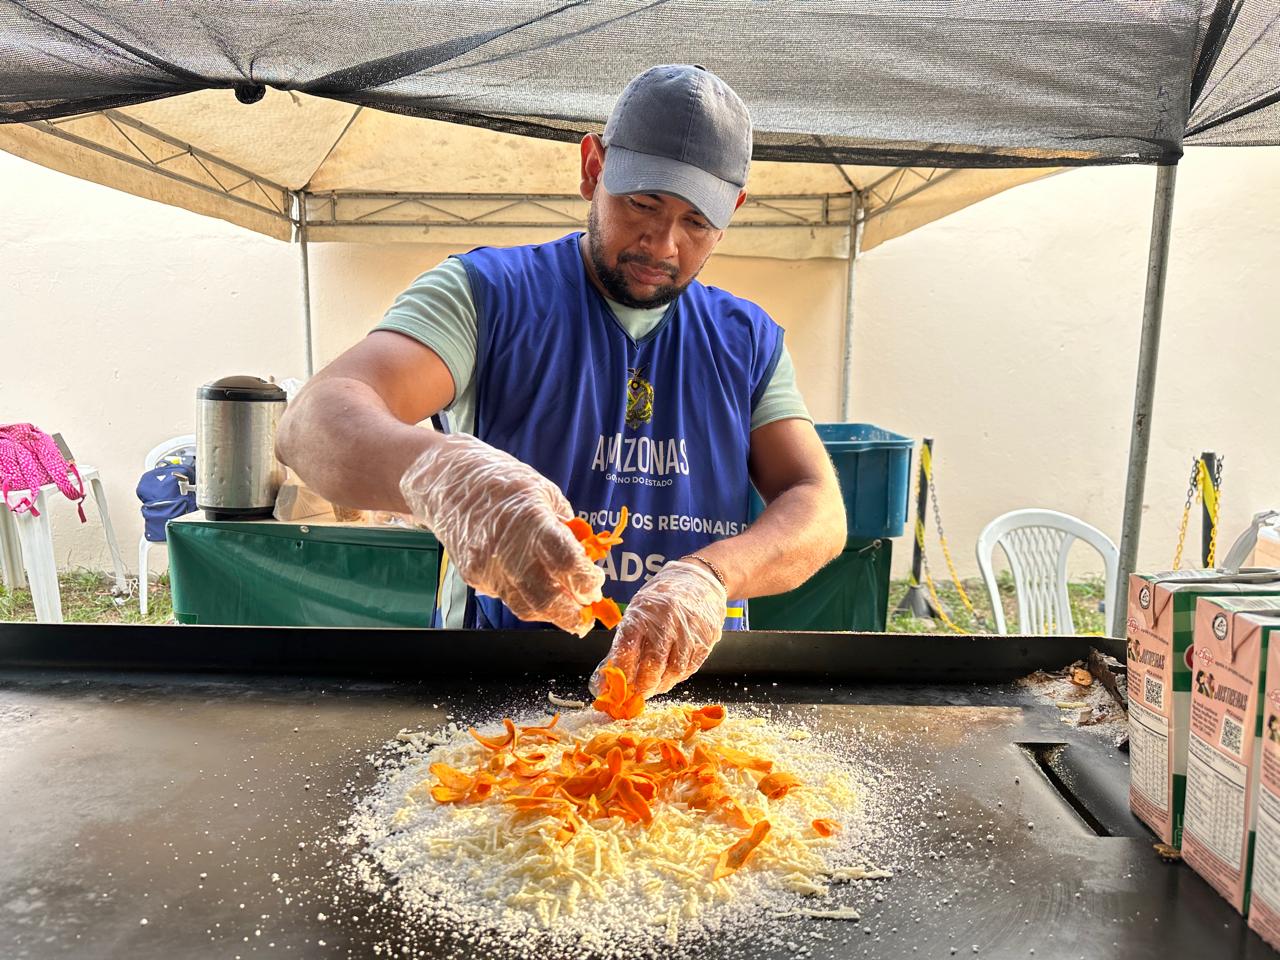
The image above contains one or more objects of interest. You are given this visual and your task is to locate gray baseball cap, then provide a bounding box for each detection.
[601,65,752,230]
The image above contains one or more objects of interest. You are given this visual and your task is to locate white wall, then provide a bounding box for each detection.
[855,148,1280,577]
[3,146,1277,584]
[1,152,305,574]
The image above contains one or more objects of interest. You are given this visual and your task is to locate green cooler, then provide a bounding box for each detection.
[748,537,893,631]
[168,517,440,627]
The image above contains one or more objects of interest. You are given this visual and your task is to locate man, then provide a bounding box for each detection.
[277,65,845,698]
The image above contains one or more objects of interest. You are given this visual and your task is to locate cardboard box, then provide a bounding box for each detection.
[1126,571,1280,846]
[1248,616,1280,947]
[1180,598,1280,913]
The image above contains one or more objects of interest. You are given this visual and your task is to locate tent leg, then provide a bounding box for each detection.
[839,193,863,421]
[294,190,315,378]
[1112,164,1178,637]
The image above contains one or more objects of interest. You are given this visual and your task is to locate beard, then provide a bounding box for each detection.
[586,204,692,309]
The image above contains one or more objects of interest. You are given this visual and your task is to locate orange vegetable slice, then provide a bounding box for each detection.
[580,597,623,629]
[561,770,604,800]
[430,783,470,804]
[691,744,719,769]
[565,516,594,542]
[687,705,726,731]
[589,598,623,629]
[715,745,774,773]
[555,820,579,845]
[634,736,661,762]
[757,772,801,801]
[505,795,575,812]
[620,693,645,719]
[423,693,804,849]
[592,665,646,720]
[469,717,517,751]
[507,758,548,779]
[713,820,771,880]
[520,713,563,743]
[811,818,841,837]
[720,797,754,830]
[531,780,561,798]
[684,762,718,784]
[467,772,497,803]
[584,732,618,755]
[567,509,628,625]
[594,767,622,803]
[626,774,658,801]
[616,776,653,824]
[660,741,690,770]
[571,506,629,562]
[425,763,499,805]
[686,781,727,811]
[605,746,625,778]
[429,763,473,791]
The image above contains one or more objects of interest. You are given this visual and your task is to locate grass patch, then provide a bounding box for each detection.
[0,570,173,624]
[886,571,1109,635]
[1,569,1109,636]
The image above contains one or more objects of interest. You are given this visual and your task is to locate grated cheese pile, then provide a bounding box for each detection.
[344,696,890,959]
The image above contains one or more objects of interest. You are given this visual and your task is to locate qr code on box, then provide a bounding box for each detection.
[1221,715,1244,755]
[1144,675,1164,710]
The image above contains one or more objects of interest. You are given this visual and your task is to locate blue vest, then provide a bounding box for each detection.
[449,233,783,631]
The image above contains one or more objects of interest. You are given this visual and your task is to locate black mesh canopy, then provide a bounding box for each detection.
[1,0,1277,168]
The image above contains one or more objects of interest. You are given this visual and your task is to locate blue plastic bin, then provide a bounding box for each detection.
[750,423,913,539]
[816,423,913,538]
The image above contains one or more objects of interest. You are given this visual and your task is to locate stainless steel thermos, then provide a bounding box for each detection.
[196,376,287,521]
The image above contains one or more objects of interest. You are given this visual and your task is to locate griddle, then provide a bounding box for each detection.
[0,623,1272,959]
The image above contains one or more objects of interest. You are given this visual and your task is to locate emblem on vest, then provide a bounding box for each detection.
[626,366,654,429]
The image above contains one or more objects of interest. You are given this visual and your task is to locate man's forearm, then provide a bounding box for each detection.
[687,479,846,599]
[275,376,440,513]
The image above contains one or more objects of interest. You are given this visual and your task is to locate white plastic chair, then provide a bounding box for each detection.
[0,464,129,623]
[975,509,1119,636]
[138,434,196,616]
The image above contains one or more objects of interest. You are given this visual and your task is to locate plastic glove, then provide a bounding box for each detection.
[400,433,605,635]
[590,560,728,698]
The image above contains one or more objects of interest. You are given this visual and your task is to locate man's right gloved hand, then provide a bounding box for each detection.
[399,433,605,635]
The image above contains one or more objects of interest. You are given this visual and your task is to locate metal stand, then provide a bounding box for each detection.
[839,193,864,421]
[1201,450,1219,567]
[1113,164,1178,638]
[294,190,315,378]
[894,438,941,620]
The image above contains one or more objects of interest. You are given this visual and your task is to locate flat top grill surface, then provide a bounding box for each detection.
[0,625,1271,959]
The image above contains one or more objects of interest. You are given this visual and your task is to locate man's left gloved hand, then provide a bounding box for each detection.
[590,559,728,699]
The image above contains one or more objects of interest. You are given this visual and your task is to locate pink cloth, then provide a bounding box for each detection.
[0,423,86,521]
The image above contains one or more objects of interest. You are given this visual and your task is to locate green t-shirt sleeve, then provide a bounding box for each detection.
[751,342,812,431]
[374,257,477,409]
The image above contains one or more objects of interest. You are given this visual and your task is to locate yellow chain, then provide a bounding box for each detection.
[921,444,981,620]
[904,445,971,635]
[1172,459,1197,570]
[922,564,969,634]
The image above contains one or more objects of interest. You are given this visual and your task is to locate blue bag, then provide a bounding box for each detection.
[136,457,196,542]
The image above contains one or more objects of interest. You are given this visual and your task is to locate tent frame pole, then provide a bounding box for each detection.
[293,190,315,378]
[1113,163,1178,637]
[840,192,864,421]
